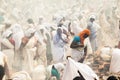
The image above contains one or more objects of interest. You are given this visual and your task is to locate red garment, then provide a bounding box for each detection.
[9,38,15,46]
[78,29,90,44]
[22,37,29,44]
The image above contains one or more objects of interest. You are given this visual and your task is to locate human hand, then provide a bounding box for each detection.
[22,37,29,44]
[64,38,69,43]
[78,44,84,47]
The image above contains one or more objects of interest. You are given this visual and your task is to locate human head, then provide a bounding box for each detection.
[27,18,34,24]
[25,28,36,38]
[79,29,90,38]
[89,15,96,22]
[57,28,62,35]
[5,23,11,28]
[0,65,5,80]
[57,17,64,27]
[78,29,90,44]
[52,65,55,69]
[107,75,118,80]
[38,16,44,24]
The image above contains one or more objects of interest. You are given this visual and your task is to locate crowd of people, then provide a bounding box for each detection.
[0,7,120,80]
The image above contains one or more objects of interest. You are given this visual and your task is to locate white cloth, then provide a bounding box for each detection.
[34,26,47,66]
[100,47,111,61]
[52,27,67,63]
[11,71,32,80]
[89,15,96,20]
[2,30,12,38]
[88,22,101,52]
[110,48,120,73]
[52,41,65,63]
[46,62,65,79]
[25,28,36,37]
[2,49,14,72]
[31,65,46,80]
[71,21,83,36]
[35,25,48,45]
[22,36,37,73]
[70,38,89,62]
[1,38,14,49]
[0,51,6,66]
[10,24,24,50]
[71,49,84,61]
[62,58,99,80]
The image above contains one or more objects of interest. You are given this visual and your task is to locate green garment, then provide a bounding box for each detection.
[51,66,60,80]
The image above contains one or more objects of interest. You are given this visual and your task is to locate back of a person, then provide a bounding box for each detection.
[110,48,120,73]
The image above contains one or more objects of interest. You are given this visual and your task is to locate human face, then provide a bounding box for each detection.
[90,18,95,22]
[83,34,89,38]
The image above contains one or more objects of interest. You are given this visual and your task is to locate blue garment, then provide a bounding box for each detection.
[53,33,60,44]
[73,36,80,43]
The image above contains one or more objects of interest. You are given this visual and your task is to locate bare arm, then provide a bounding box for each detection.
[34,42,40,60]
[63,29,69,38]
[78,46,87,62]
[57,28,68,43]
[68,23,74,35]
[4,56,11,79]
[87,24,91,30]
[83,46,87,57]
[70,40,84,48]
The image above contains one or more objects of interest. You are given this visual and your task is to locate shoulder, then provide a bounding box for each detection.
[57,27,62,33]
[0,51,5,57]
[73,36,80,42]
[94,22,101,29]
[0,51,7,63]
[87,22,93,26]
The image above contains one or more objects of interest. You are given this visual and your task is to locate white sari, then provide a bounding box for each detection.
[52,27,67,63]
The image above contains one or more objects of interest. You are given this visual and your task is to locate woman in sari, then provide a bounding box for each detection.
[70,29,90,62]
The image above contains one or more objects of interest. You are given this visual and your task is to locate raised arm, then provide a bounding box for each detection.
[57,28,68,43]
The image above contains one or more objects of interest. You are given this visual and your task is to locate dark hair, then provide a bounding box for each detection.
[73,76,81,80]
[27,18,34,24]
[6,33,13,39]
[0,65,5,80]
[107,75,118,80]
[52,65,55,69]
[57,23,63,27]
[73,70,85,80]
